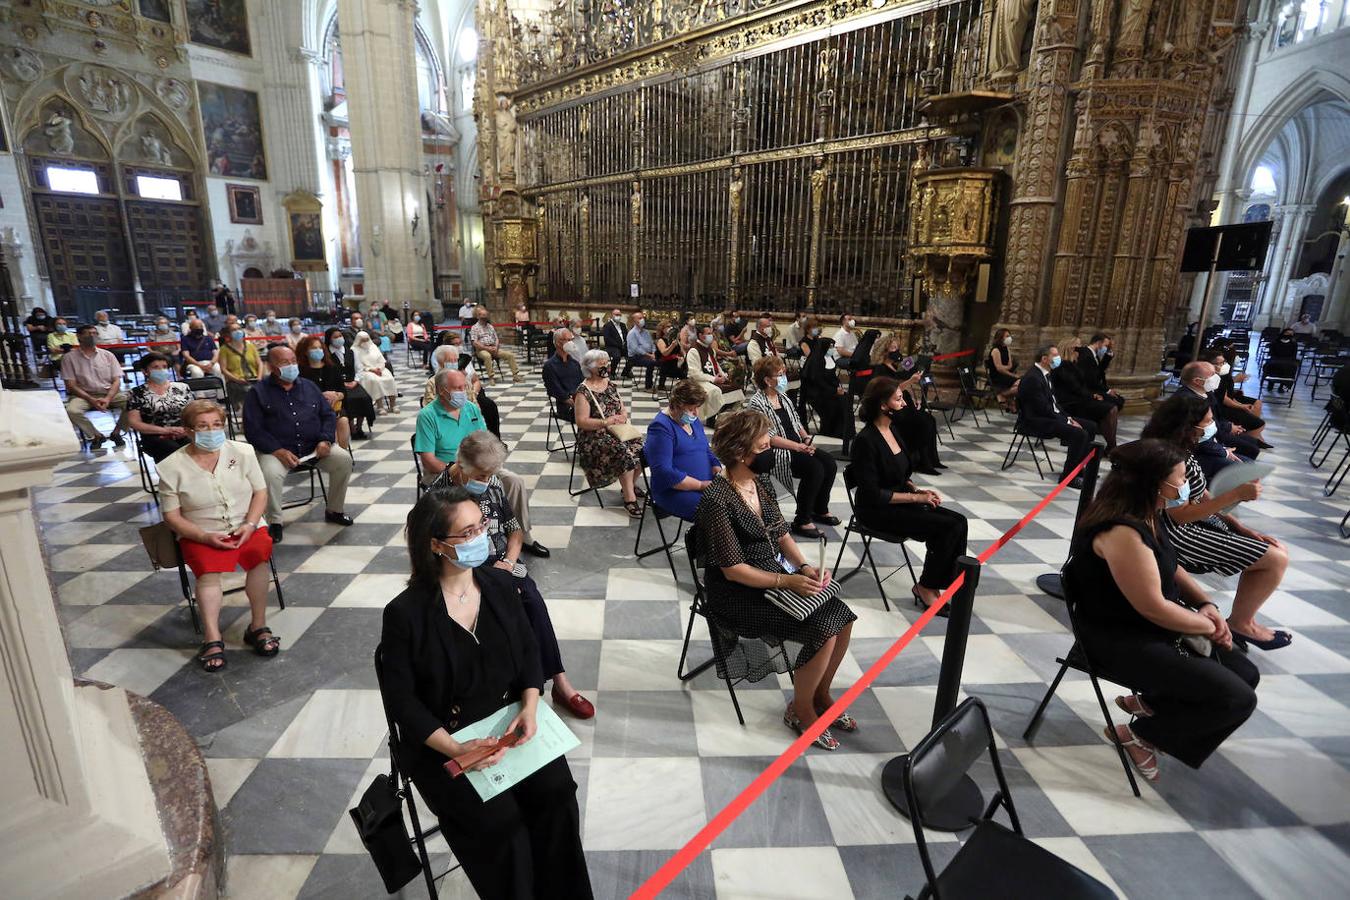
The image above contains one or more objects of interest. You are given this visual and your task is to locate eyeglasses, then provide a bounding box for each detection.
[438,517,488,544]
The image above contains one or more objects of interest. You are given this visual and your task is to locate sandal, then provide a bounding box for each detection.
[1105,725,1159,782]
[811,513,841,527]
[198,640,227,673]
[784,703,839,751]
[243,626,281,657]
[623,500,643,519]
[790,522,822,539]
[1115,693,1153,718]
[815,703,858,732]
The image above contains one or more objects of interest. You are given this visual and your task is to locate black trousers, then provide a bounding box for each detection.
[1218,403,1264,432]
[139,433,189,462]
[409,338,433,367]
[1029,417,1096,481]
[1080,626,1258,769]
[627,355,657,388]
[806,391,855,444]
[789,448,838,523]
[516,573,563,679]
[1063,399,1118,449]
[894,408,941,470]
[860,504,968,590]
[480,390,502,438]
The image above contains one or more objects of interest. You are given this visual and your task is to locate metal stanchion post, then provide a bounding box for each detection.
[881,555,983,832]
[1036,436,1107,599]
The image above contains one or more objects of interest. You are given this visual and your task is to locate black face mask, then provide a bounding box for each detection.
[190,329,203,337]
[888,350,901,361]
[748,448,775,475]
[597,368,610,379]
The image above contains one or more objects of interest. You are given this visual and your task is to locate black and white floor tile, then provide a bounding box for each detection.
[39,352,1350,898]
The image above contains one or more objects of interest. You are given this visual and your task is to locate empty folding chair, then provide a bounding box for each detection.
[1001,419,1054,479]
[632,450,683,584]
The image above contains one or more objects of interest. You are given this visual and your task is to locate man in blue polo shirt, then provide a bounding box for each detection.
[415,368,550,557]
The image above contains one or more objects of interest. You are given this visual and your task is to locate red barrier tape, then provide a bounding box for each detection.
[632,445,1097,899]
[932,348,975,362]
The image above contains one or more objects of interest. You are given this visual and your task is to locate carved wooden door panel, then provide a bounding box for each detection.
[33,194,134,307]
[125,200,207,297]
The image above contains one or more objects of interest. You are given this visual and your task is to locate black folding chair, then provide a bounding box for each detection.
[138,522,285,634]
[184,375,241,437]
[412,435,430,497]
[546,398,575,456]
[956,366,993,426]
[282,459,329,510]
[902,698,1117,900]
[1000,419,1054,479]
[1022,570,1142,797]
[633,450,683,584]
[831,466,918,613]
[919,375,957,443]
[131,430,160,507]
[372,646,462,897]
[1261,358,1300,406]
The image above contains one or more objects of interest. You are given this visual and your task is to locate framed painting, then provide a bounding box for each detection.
[198,83,267,181]
[226,183,262,224]
[283,189,327,270]
[186,0,251,55]
[138,0,172,24]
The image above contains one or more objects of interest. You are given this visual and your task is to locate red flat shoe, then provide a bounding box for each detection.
[552,684,595,720]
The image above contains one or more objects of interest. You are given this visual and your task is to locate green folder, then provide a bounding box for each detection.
[449,701,581,801]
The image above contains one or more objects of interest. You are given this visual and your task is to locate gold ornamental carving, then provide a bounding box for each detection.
[909,169,999,259]
[493,218,537,267]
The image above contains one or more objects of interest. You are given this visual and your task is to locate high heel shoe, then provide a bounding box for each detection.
[912,586,950,618]
[783,703,839,751]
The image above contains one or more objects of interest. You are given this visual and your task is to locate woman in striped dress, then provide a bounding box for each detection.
[1140,394,1292,651]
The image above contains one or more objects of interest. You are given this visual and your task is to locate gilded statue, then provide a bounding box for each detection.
[988,0,1036,79]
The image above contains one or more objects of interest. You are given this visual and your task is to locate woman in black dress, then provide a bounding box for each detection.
[1062,439,1259,783]
[986,328,1019,409]
[380,487,592,899]
[852,378,968,614]
[296,334,352,449]
[323,326,377,438]
[1262,327,1300,392]
[696,409,856,751]
[870,334,943,473]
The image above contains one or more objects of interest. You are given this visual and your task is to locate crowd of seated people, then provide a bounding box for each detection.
[1016,342,1097,488]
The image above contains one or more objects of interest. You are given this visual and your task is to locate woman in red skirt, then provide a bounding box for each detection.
[157,399,279,672]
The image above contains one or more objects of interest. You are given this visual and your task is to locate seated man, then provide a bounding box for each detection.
[1016,344,1097,488]
[624,312,658,389]
[543,329,584,421]
[1075,332,1126,411]
[62,324,129,447]
[93,310,125,344]
[46,317,78,366]
[1179,361,1262,461]
[425,340,500,437]
[415,368,549,557]
[180,320,220,378]
[202,304,225,334]
[261,309,285,336]
[1052,335,1119,449]
[832,313,860,368]
[243,345,354,542]
[745,315,781,366]
[602,308,628,372]
[470,307,521,383]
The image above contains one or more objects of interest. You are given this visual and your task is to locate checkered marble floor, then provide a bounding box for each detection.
[38,351,1350,899]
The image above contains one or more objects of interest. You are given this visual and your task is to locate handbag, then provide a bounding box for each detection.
[766,576,841,621]
[348,772,422,894]
[584,385,642,442]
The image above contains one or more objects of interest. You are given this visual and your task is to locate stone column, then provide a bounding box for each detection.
[256,1,331,282]
[337,0,434,306]
[1323,206,1350,329]
[1266,204,1313,324]
[0,390,170,896]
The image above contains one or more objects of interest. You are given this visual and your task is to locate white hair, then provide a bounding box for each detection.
[581,349,610,375]
[457,430,508,474]
[431,345,458,368]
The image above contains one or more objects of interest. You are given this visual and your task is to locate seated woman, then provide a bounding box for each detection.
[1052,335,1119,449]
[697,409,856,751]
[283,319,305,349]
[654,318,684,379]
[1204,349,1268,446]
[574,350,644,517]
[798,335,854,452]
[1262,327,1299,392]
[1062,439,1259,783]
[352,331,398,413]
[404,313,433,368]
[746,355,840,538]
[126,352,192,462]
[853,378,969,613]
[217,325,262,408]
[323,327,377,439]
[432,432,594,720]
[646,380,721,521]
[296,335,353,450]
[1140,394,1291,650]
[157,400,279,673]
[871,335,942,473]
[381,487,592,899]
[986,328,1019,409]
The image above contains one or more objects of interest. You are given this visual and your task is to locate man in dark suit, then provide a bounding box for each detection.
[1076,333,1126,411]
[1179,361,1262,462]
[602,308,629,375]
[1016,344,1097,488]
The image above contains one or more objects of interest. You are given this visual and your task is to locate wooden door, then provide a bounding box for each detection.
[33,194,135,307]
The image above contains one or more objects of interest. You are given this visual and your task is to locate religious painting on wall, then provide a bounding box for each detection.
[198,82,267,180]
[227,183,262,224]
[138,0,172,24]
[289,213,325,263]
[186,0,251,56]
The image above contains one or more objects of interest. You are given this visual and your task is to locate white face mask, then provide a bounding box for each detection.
[847,319,856,328]
[1202,374,1221,393]
[1003,336,1013,347]
[1218,362,1231,376]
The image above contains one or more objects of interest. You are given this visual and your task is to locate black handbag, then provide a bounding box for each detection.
[348,772,422,894]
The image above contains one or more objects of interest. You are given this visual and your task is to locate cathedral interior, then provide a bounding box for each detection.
[1,1,1349,898]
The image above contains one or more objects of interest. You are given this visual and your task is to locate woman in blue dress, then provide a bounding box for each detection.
[645,379,722,520]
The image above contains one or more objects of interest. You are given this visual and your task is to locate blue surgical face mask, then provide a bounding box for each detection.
[278,363,300,382]
[1199,421,1218,443]
[1097,345,1109,359]
[448,390,468,409]
[1050,355,1062,369]
[194,428,226,452]
[464,478,490,496]
[55,324,68,333]
[147,368,172,384]
[446,531,490,569]
[331,338,345,350]
[1164,479,1191,509]
[232,330,245,342]
[307,348,326,362]
[679,411,698,426]
[775,373,789,392]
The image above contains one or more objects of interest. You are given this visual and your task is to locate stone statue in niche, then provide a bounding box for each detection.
[77,66,133,117]
[495,94,517,179]
[988,0,1036,79]
[1117,0,1154,52]
[44,112,75,154]
[141,131,173,166]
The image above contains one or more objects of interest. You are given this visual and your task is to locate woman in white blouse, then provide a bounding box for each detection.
[158,399,279,672]
[352,331,398,412]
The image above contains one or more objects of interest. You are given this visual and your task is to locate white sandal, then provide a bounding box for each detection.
[1114,693,1153,718]
[1105,725,1159,782]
